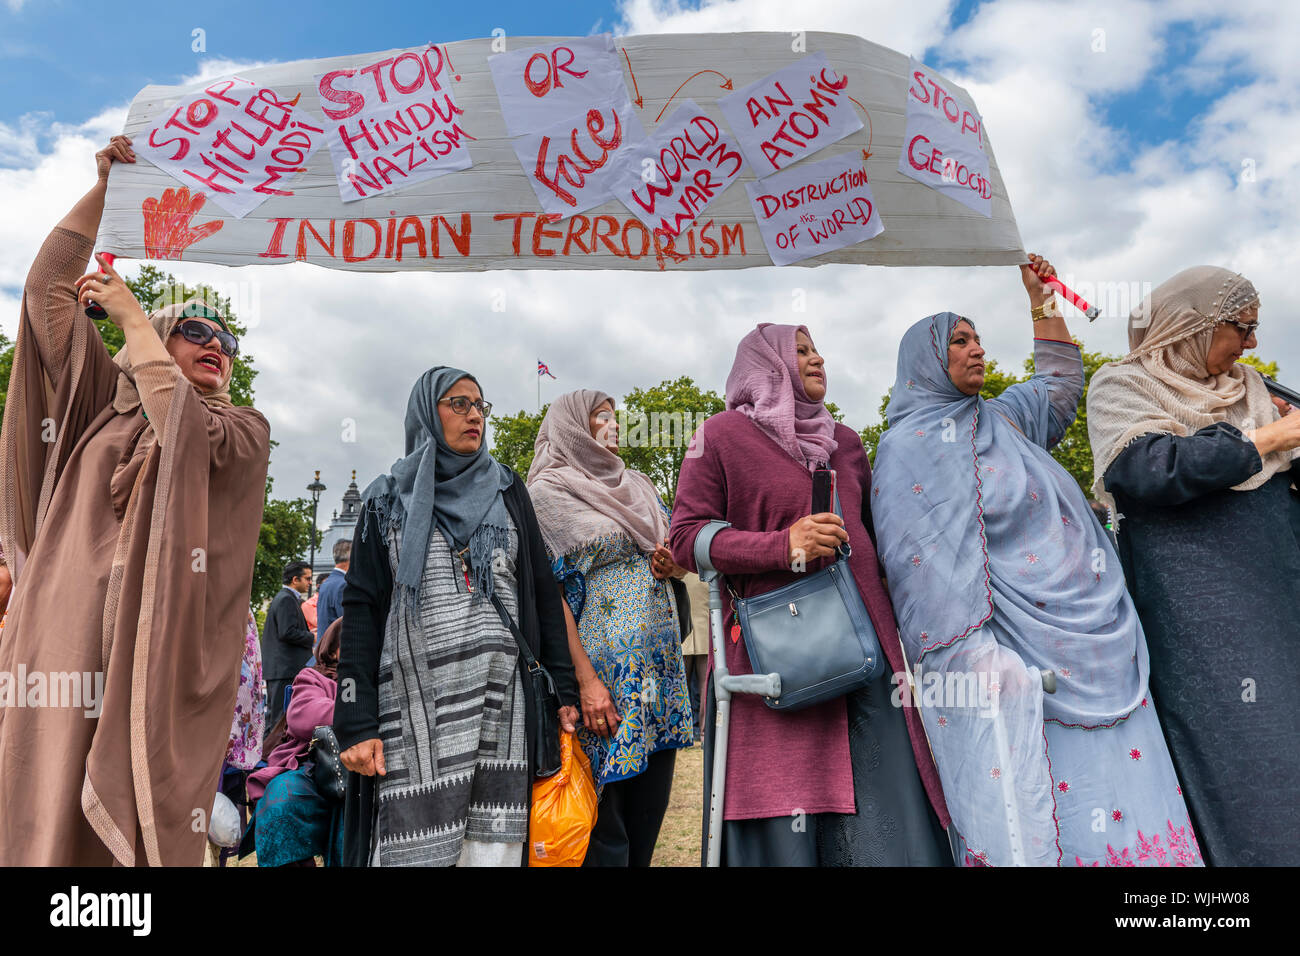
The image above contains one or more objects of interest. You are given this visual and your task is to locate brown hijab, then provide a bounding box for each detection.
[112,299,234,414]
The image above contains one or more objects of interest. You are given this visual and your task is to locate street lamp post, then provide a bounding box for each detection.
[307,470,326,596]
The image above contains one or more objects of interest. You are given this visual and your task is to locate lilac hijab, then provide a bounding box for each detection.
[725,323,838,468]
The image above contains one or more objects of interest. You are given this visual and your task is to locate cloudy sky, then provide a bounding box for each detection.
[1,0,1295,525]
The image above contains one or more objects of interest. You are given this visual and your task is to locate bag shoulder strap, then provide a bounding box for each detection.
[489,591,542,673]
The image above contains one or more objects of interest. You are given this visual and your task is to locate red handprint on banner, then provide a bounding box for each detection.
[141,187,224,260]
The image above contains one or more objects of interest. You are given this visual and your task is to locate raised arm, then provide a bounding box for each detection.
[27,137,135,380]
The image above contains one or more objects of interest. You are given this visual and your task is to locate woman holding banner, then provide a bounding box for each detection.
[1088,267,1300,865]
[334,366,579,867]
[872,257,1200,867]
[0,137,271,866]
[670,323,952,866]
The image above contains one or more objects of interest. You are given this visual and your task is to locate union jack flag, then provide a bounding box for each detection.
[537,360,556,379]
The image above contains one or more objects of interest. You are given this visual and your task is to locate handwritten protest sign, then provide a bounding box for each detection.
[316,45,473,202]
[135,76,326,218]
[898,57,991,217]
[718,53,862,175]
[513,97,647,216]
[101,33,1024,272]
[489,34,631,137]
[745,155,882,266]
[605,100,745,240]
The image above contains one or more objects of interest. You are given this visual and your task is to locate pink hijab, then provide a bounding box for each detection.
[725,323,838,468]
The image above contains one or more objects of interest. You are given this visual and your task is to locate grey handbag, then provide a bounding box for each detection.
[695,492,882,711]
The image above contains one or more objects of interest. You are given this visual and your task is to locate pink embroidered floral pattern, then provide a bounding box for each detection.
[1075,820,1203,867]
[911,555,922,567]
[1112,810,1124,822]
[937,716,948,727]
[912,483,924,495]
[990,767,1002,780]
[1027,553,1040,564]
[1058,781,1070,793]
[1130,749,1142,761]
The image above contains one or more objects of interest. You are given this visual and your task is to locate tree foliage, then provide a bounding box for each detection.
[252,477,321,607]
[619,377,725,505]
[488,404,548,477]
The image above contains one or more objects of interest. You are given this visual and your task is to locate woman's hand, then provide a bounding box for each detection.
[95,135,135,184]
[1248,411,1300,456]
[787,513,848,565]
[578,674,621,738]
[650,544,686,580]
[75,253,147,329]
[557,705,578,734]
[340,738,387,776]
[1020,252,1058,309]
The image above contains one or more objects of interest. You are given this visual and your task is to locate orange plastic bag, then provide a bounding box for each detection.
[528,731,598,866]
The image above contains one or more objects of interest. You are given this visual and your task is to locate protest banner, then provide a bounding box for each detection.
[98,31,1025,271]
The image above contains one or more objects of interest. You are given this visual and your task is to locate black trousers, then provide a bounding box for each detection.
[265,677,292,731]
[582,747,678,867]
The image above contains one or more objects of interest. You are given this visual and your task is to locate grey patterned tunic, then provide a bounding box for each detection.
[374,519,529,866]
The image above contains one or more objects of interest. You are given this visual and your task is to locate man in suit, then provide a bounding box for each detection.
[262,561,314,730]
[314,539,350,640]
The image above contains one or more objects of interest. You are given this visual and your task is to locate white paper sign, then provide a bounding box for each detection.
[897,57,991,217]
[135,76,326,219]
[745,155,883,266]
[718,52,862,175]
[606,100,745,239]
[316,45,473,203]
[513,96,647,216]
[489,34,630,137]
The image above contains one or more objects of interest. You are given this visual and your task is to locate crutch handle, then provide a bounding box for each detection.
[1041,669,1057,694]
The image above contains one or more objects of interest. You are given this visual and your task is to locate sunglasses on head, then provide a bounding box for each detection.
[171,313,239,358]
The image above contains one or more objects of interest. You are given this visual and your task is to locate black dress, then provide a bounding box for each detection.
[1104,422,1300,865]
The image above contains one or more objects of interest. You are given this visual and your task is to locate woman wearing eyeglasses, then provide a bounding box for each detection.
[1087,267,1300,865]
[334,367,579,866]
[0,137,271,865]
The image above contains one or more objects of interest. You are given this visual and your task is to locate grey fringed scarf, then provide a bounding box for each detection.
[361,367,513,606]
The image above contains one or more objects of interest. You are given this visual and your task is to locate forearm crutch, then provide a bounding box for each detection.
[694,522,782,868]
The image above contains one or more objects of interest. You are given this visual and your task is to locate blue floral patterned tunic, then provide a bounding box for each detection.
[550,521,693,787]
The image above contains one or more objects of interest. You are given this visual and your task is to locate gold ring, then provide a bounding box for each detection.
[597,718,606,725]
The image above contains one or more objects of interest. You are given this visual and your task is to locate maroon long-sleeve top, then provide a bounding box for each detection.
[670,411,949,824]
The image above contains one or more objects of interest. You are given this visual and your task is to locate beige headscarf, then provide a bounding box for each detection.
[1088,266,1290,510]
[112,300,233,414]
[526,389,669,560]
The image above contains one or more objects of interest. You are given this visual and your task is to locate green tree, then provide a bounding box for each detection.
[1239,354,1280,379]
[489,405,548,476]
[251,476,321,607]
[619,377,725,505]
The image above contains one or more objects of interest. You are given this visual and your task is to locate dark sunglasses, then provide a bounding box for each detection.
[171,318,239,358]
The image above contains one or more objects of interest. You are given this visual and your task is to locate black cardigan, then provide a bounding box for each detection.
[334,472,578,866]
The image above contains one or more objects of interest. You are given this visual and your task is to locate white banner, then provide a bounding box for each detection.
[99,32,1025,272]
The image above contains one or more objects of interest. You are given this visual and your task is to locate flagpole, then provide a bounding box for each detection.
[537,360,541,412]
